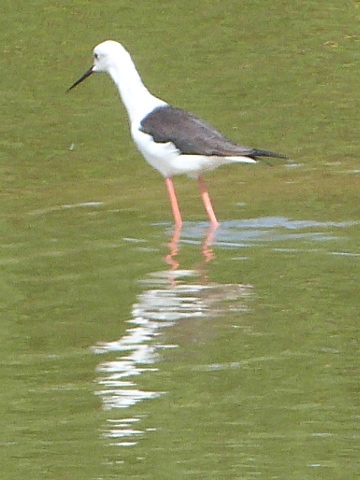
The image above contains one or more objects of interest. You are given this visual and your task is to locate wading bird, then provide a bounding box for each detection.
[68,40,286,227]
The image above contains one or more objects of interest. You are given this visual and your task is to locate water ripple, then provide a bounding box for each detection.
[91,269,252,446]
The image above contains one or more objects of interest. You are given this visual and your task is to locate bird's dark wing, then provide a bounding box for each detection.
[140,106,259,157]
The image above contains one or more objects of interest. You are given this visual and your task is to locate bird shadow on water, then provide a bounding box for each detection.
[90,215,358,448]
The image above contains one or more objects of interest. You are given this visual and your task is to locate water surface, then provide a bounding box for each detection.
[2,1,359,478]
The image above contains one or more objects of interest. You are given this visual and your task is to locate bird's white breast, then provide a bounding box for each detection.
[131,125,180,177]
[131,123,256,179]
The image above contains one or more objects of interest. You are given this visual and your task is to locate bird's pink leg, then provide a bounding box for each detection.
[198,176,220,227]
[165,177,183,227]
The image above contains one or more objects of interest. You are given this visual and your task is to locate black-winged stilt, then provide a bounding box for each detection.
[68,40,286,227]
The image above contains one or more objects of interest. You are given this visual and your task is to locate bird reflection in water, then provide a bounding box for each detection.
[91,224,252,447]
[166,224,217,283]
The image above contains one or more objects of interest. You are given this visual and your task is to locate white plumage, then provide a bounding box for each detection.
[69,40,286,226]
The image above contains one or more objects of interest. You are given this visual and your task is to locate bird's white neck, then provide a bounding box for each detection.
[107,57,166,124]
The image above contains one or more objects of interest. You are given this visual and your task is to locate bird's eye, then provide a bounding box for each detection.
[94,53,99,60]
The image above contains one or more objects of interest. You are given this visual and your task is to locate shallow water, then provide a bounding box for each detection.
[3,200,358,479]
[95,217,359,478]
[2,1,360,478]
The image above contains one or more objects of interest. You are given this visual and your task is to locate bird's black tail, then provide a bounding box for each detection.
[252,148,288,160]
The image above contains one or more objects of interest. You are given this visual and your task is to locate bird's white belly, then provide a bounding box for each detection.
[131,127,256,178]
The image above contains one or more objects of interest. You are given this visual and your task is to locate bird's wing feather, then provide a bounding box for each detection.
[140,106,256,157]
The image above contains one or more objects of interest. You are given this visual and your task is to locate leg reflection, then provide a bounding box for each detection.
[166,223,219,284]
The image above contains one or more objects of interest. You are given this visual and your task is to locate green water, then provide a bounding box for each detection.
[1,1,359,479]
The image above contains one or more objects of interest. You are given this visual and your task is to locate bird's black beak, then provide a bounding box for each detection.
[67,66,94,92]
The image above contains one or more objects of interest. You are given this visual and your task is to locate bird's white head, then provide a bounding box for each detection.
[68,39,164,123]
[92,40,131,73]
[68,40,131,91]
